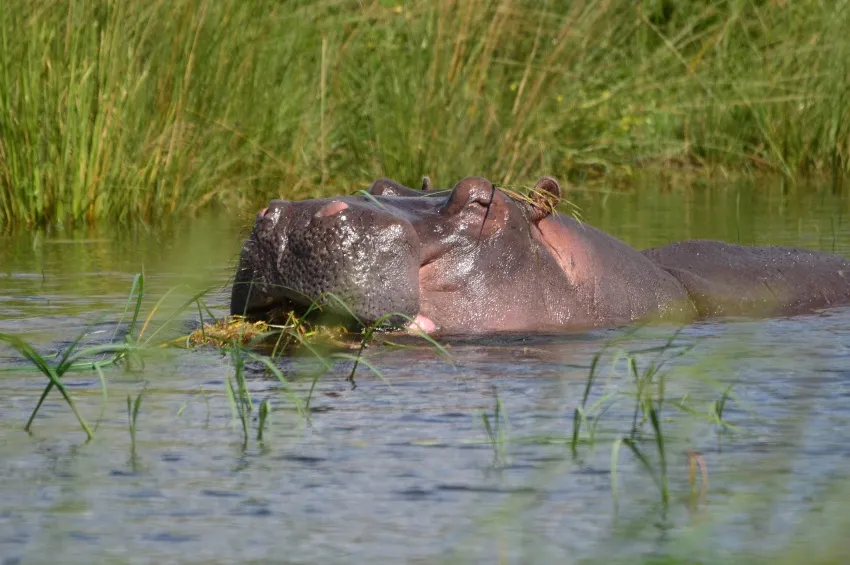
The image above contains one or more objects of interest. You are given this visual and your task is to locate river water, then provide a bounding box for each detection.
[1,178,849,564]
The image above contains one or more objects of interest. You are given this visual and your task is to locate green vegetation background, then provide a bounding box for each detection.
[0,0,847,226]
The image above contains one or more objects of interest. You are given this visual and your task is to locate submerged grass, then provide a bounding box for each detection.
[0,0,848,227]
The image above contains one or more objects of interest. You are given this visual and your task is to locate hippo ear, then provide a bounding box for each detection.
[368,178,423,197]
[421,176,431,191]
[529,176,561,221]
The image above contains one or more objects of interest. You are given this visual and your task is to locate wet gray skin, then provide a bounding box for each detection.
[232,176,850,334]
[231,189,422,327]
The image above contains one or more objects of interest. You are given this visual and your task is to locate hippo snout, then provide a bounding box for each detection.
[231,196,422,327]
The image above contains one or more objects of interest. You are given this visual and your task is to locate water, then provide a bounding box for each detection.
[2,179,850,564]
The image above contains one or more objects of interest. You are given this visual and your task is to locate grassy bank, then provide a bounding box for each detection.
[1,0,848,226]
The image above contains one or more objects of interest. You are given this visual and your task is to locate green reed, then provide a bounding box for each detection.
[560,328,734,511]
[0,273,152,438]
[194,280,446,443]
[256,398,271,442]
[225,345,252,445]
[481,385,509,467]
[0,0,848,227]
[127,386,145,454]
[0,272,297,443]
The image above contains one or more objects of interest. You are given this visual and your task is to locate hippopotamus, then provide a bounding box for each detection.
[231,176,850,334]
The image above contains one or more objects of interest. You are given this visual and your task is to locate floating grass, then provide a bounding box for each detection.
[187,316,280,348]
[183,315,362,354]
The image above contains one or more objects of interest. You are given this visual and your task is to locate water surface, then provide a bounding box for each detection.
[1,178,850,564]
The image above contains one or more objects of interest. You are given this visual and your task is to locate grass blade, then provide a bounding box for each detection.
[0,333,94,439]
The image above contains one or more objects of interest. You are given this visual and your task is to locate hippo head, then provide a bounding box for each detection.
[231,176,571,333]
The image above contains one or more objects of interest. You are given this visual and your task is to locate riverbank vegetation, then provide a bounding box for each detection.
[1,0,848,226]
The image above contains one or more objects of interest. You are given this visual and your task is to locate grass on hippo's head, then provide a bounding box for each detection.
[494,182,584,224]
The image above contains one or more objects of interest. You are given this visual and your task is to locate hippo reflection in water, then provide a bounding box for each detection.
[231,176,850,335]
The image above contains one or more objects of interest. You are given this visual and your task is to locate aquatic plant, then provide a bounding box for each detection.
[556,327,735,511]
[0,272,448,448]
[0,274,249,439]
[0,274,152,438]
[127,386,145,453]
[6,269,850,565]
[481,385,510,467]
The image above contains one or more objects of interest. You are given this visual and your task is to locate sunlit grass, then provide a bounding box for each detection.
[0,0,848,227]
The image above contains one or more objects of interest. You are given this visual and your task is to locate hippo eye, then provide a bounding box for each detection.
[442,177,497,217]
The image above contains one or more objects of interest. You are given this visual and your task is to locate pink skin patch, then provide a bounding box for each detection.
[533,216,586,280]
[406,313,437,334]
[316,200,349,217]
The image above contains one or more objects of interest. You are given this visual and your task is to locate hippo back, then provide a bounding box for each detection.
[643,240,850,318]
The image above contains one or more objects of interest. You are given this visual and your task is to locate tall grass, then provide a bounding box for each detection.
[0,0,847,227]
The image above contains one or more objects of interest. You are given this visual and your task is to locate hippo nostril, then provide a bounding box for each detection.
[316,200,349,218]
[259,199,290,224]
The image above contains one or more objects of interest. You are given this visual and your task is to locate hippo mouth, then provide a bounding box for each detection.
[405,311,438,333]
[236,279,432,333]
